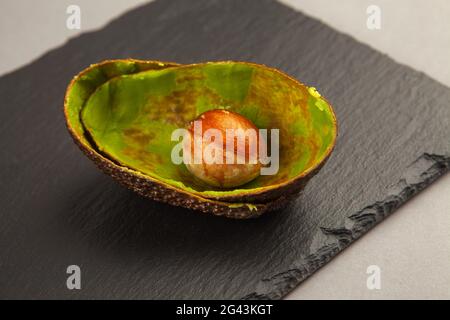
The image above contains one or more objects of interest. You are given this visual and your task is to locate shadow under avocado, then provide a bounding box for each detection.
[63,172,304,260]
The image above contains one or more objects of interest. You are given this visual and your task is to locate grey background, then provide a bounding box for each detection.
[0,0,449,299]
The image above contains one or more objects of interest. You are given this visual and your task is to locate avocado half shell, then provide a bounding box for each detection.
[64,59,337,219]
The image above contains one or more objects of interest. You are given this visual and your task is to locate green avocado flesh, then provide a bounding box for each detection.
[67,60,336,199]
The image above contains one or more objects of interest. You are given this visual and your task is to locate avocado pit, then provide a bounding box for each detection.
[184,109,263,188]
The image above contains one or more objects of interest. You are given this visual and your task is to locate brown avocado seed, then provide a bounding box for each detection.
[184,109,263,188]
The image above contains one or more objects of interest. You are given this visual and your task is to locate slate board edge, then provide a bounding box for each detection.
[242,153,450,299]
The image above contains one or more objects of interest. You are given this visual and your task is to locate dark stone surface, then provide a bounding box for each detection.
[0,0,449,299]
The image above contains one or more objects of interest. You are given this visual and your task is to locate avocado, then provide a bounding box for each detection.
[64,59,337,218]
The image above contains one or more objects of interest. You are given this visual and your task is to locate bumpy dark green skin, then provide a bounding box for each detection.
[64,59,337,218]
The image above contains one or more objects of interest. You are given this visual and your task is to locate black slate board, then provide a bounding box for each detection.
[0,0,449,299]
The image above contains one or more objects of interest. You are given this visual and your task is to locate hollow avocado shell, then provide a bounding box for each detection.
[64,59,337,218]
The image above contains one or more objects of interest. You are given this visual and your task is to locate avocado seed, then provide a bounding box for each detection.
[184,109,263,188]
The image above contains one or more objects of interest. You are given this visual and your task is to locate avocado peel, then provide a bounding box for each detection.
[64,59,337,218]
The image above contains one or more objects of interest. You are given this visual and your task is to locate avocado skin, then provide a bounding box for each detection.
[69,128,330,218]
[64,59,337,218]
[69,133,265,218]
